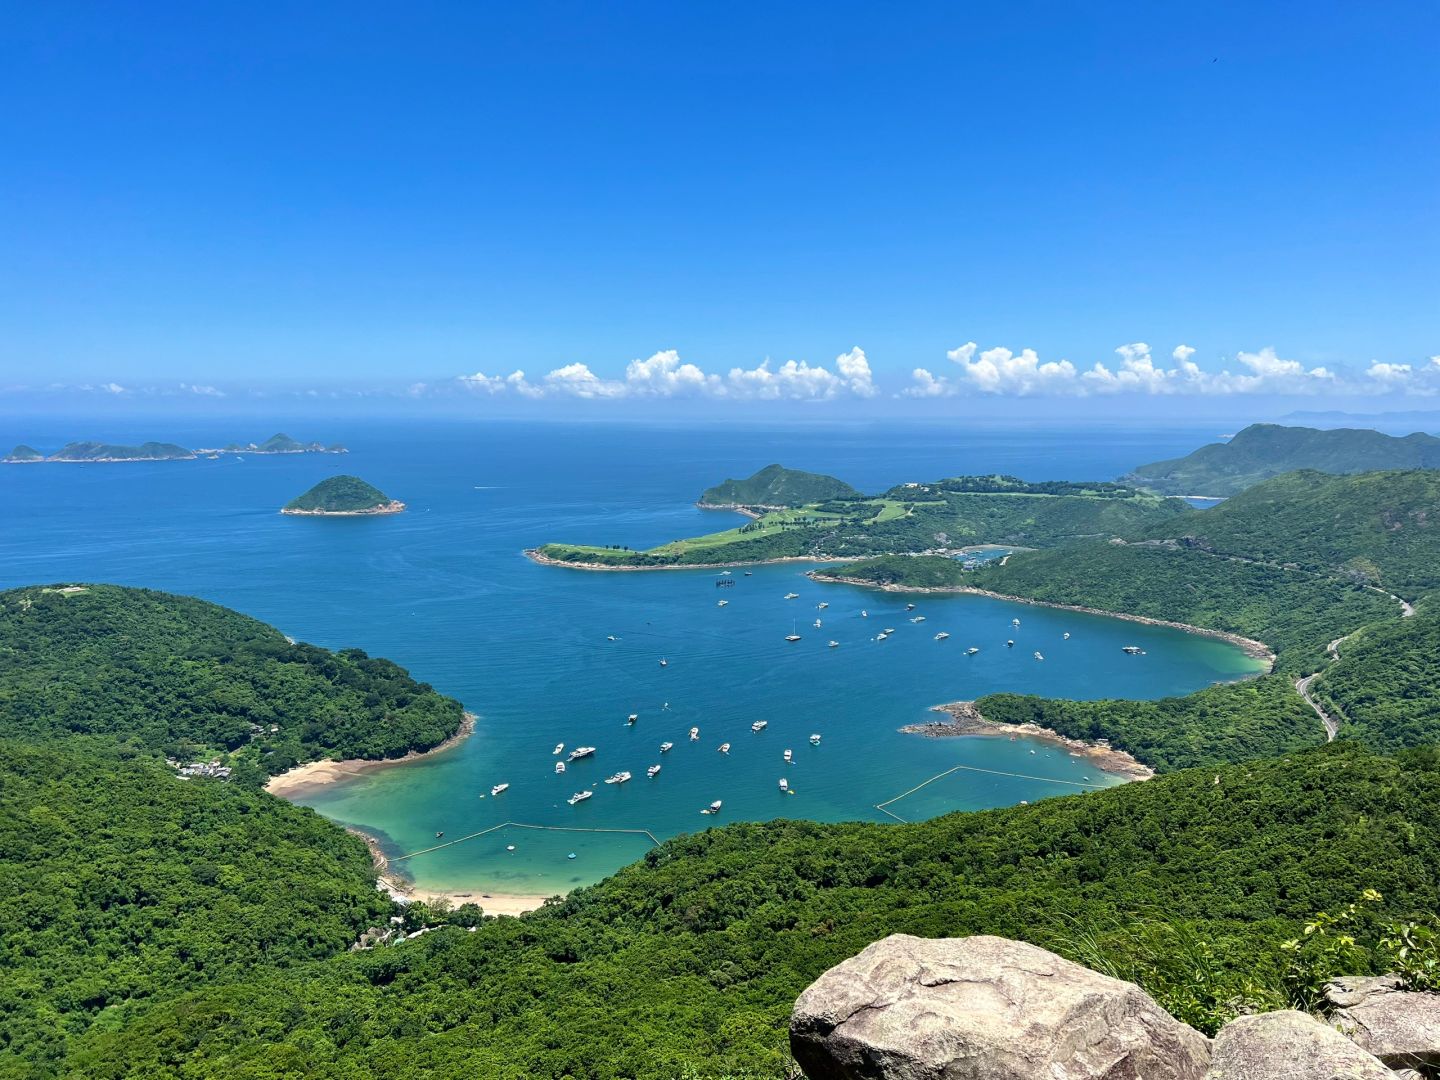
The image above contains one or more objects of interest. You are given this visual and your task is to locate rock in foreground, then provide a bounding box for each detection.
[1205,1010,1393,1079]
[1329,977,1440,1073]
[789,933,1211,1080]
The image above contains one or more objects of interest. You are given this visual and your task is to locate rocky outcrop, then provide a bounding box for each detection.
[1204,1010,1394,1079]
[1327,976,1440,1073]
[789,934,1211,1080]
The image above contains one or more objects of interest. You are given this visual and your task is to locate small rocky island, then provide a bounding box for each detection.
[3,444,44,463]
[281,475,405,516]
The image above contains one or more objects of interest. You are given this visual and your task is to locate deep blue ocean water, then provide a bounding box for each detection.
[0,418,1260,897]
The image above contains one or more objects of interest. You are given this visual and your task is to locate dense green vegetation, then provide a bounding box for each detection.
[2,444,42,462]
[817,553,972,587]
[1313,608,1440,752]
[1150,469,1440,597]
[1124,423,1440,496]
[48,440,195,461]
[60,745,1440,1078]
[282,475,398,513]
[0,584,464,774]
[541,480,1186,567]
[0,740,389,1077]
[976,676,1323,772]
[698,463,860,506]
[219,433,346,454]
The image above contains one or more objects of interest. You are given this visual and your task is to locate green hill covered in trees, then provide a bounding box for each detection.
[282,475,402,514]
[698,463,860,507]
[56,744,1440,1078]
[48,440,195,462]
[1124,423,1440,496]
[0,584,464,774]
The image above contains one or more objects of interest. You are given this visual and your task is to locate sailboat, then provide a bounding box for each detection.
[785,620,801,642]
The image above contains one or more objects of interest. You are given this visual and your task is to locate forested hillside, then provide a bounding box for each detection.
[1149,469,1440,597]
[0,740,388,1076]
[1313,607,1440,752]
[698,463,860,506]
[0,584,465,774]
[1124,423,1440,496]
[62,745,1440,1079]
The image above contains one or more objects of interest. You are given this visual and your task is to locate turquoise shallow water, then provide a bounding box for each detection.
[0,418,1261,897]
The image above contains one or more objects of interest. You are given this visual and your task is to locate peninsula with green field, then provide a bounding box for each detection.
[532,469,1187,568]
[281,475,405,516]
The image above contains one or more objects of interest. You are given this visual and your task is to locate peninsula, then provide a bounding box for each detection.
[282,475,405,516]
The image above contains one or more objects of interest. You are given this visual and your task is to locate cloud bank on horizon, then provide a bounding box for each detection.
[454,343,1440,401]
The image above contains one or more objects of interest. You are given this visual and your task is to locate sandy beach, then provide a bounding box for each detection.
[265,710,476,799]
[349,827,551,917]
[524,547,836,572]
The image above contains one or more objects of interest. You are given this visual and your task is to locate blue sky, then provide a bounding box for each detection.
[2,2,1437,415]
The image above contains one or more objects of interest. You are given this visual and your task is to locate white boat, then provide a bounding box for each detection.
[813,618,822,628]
[817,602,829,609]
[720,570,731,576]
[659,741,674,753]
[491,783,509,796]
[626,713,638,725]
[883,627,896,635]
[553,742,564,755]
[647,764,661,778]
[1006,639,1015,648]
[785,632,802,642]
[717,600,728,607]
[778,778,789,793]
[567,746,596,761]
[718,742,730,754]
[604,771,632,785]
[783,749,793,763]
[861,610,868,618]
[1063,632,1071,640]
[906,603,916,611]
[809,733,822,745]
[689,727,700,741]
[828,640,839,648]
[1034,651,1044,661]
[967,646,979,654]
[607,635,616,641]
[784,592,799,600]
[934,632,950,641]
[555,761,565,774]
[876,632,889,641]
[911,615,926,623]
[1012,618,1021,627]
[568,790,593,805]
[701,799,723,815]
[1122,645,1145,655]
[751,720,768,733]
[659,658,668,667]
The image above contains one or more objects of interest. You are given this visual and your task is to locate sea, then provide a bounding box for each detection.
[0,418,1264,898]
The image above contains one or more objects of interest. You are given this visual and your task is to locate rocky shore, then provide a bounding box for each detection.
[904,700,1155,781]
[280,500,407,517]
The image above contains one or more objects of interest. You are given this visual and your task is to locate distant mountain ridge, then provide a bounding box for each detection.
[698,463,860,507]
[1123,423,1440,496]
[4,432,347,463]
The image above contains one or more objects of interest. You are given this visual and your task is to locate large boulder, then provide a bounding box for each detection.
[789,934,1211,1080]
[1328,977,1440,1072]
[1204,1011,1392,1079]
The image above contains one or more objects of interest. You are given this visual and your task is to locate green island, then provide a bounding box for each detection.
[533,471,1187,568]
[281,475,405,516]
[202,432,348,455]
[1,444,43,463]
[7,454,1440,1075]
[1123,422,1440,496]
[698,463,862,508]
[44,440,196,462]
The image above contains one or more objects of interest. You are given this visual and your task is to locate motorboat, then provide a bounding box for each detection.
[568,790,593,805]
[828,640,839,648]
[491,783,509,796]
[553,742,564,755]
[701,800,723,815]
[604,771,632,785]
[817,602,829,609]
[717,600,728,607]
[751,720,768,733]
[1034,651,1044,661]
[567,746,596,761]
[627,713,638,725]
[1063,632,1071,640]
[883,627,896,635]
[910,615,926,623]
[659,741,674,753]
[967,646,979,654]
[778,778,789,793]
[659,657,668,667]
[718,742,730,754]
[1122,645,1145,655]
[934,632,950,641]
[1012,618,1021,627]
[783,749,793,763]
[809,733,821,745]
[555,761,565,774]
[906,603,916,611]
[1006,639,1015,648]
[861,609,868,617]
[647,764,661,778]
[689,727,700,741]
[784,592,799,600]
[813,618,822,628]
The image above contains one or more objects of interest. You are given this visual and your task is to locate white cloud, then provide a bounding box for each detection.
[453,347,880,402]
[180,382,225,397]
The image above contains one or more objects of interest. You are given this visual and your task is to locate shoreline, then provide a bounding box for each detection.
[695,501,767,519]
[349,827,550,918]
[264,710,476,799]
[280,500,407,517]
[904,700,1155,782]
[808,572,1276,669]
[524,547,836,572]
